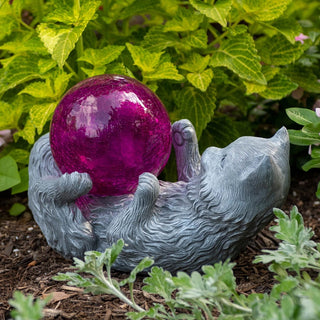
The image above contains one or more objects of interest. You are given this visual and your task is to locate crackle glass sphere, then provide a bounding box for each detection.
[50,74,172,196]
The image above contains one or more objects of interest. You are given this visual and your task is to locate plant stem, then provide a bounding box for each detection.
[65,62,81,81]
[74,0,85,80]
[220,298,252,313]
[36,0,44,21]
[199,302,214,320]
[99,270,145,313]
[19,19,35,32]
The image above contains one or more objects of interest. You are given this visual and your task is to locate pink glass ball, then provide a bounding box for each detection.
[50,75,172,196]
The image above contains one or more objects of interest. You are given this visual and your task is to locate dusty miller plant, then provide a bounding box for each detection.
[52,206,320,320]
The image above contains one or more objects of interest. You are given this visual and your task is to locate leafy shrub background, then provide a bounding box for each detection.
[0,0,319,193]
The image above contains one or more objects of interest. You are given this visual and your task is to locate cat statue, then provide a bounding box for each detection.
[28,119,290,273]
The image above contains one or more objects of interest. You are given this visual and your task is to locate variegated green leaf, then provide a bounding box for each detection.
[239,0,292,22]
[126,43,163,73]
[244,66,280,95]
[180,53,210,73]
[0,101,22,130]
[78,46,125,67]
[19,80,55,99]
[190,0,232,27]
[187,69,213,92]
[37,0,101,68]
[164,7,203,32]
[184,29,208,49]
[176,85,216,139]
[30,102,57,135]
[142,26,180,52]
[14,118,36,145]
[258,35,305,65]
[260,73,298,99]
[145,62,184,82]
[285,65,320,93]
[270,18,302,44]
[0,56,43,95]
[210,34,266,85]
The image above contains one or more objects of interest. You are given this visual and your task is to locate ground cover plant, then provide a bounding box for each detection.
[8,206,320,319]
[0,0,319,194]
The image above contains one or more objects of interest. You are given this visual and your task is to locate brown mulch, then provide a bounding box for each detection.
[1,169,320,319]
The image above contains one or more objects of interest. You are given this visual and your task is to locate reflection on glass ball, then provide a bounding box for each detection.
[50,75,172,196]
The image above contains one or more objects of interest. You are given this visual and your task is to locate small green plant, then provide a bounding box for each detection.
[9,291,50,320]
[54,206,320,319]
[0,0,319,192]
[286,107,320,199]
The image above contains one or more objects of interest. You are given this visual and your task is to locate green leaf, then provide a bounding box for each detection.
[126,43,163,73]
[284,65,320,93]
[9,203,26,216]
[259,73,298,100]
[180,53,210,73]
[187,68,213,92]
[14,118,36,145]
[270,276,299,299]
[30,102,57,135]
[244,65,280,95]
[164,7,203,32]
[127,305,165,320]
[270,18,302,44]
[52,70,73,97]
[19,80,55,99]
[37,24,83,68]
[143,266,175,300]
[190,0,232,27]
[144,62,184,82]
[310,146,320,159]
[120,257,154,286]
[288,129,320,146]
[0,34,49,55]
[210,33,266,85]
[142,26,180,52]
[240,0,292,22]
[258,35,305,66]
[176,85,216,139]
[160,0,179,15]
[78,46,125,67]
[286,108,320,126]
[0,156,20,192]
[0,101,22,130]
[38,58,57,74]
[44,0,76,24]
[37,0,101,68]
[302,158,320,171]
[184,29,208,49]
[8,149,30,165]
[9,291,49,320]
[199,116,243,150]
[316,182,320,200]
[12,167,29,195]
[105,62,135,78]
[0,14,18,41]
[0,55,43,95]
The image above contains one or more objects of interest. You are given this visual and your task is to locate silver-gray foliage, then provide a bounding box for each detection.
[28,119,290,273]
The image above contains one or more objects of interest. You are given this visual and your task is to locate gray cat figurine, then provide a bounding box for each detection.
[28,119,290,273]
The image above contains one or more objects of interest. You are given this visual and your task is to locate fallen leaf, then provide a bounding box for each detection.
[42,291,76,304]
[27,260,37,267]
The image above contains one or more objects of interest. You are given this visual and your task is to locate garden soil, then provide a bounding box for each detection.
[1,169,320,319]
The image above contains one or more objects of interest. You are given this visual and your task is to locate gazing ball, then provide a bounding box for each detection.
[50,74,172,196]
